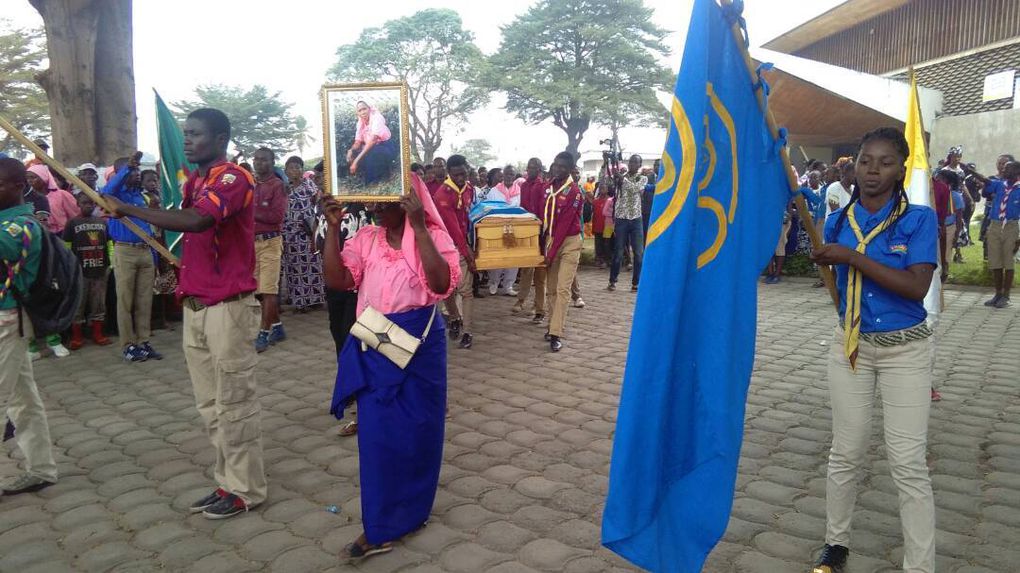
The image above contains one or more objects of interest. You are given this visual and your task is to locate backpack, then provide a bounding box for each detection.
[1,218,83,336]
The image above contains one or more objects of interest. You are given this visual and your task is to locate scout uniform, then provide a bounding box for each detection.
[822,196,938,573]
[433,178,474,335]
[0,205,57,488]
[179,160,267,509]
[543,177,584,340]
[986,179,1020,271]
[515,175,548,318]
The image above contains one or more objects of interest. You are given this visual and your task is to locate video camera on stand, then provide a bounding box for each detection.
[600,138,623,195]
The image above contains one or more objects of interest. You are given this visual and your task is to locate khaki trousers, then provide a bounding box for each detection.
[547,234,582,337]
[114,243,155,347]
[517,267,547,315]
[0,309,57,482]
[826,327,935,573]
[942,222,957,267]
[183,295,267,506]
[445,257,474,331]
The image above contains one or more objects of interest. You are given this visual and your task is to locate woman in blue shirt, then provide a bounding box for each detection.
[808,128,938,573]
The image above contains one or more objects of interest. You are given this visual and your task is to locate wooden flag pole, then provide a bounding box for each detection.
[718,0,839,309]
[0,114,180,267]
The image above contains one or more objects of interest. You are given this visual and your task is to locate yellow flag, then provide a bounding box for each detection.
[903,71,928,189]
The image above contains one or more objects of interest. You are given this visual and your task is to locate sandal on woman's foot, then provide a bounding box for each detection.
[344,541,392,563]
[336,421,358,437]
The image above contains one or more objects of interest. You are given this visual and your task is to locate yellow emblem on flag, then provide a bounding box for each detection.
[221,174,236,184]
[5,222,23,237]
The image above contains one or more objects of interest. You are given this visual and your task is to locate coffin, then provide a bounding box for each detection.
[473,214,544,271]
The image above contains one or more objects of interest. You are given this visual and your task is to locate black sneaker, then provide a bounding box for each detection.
[994,296,1011,309]
[459,333,473,349]
[140,342,163,360]
[607,282,616,291]
[448,319,462,340]
[123,344,147,363]
[550,335,563,352]
[202,493,251,520]
[189,488,226,513]
[811,544,848,573]
[532,314,545,324]
[984,295,1000,307]
[631,284,638,292]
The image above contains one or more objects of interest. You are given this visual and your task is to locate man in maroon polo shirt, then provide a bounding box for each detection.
[432,154,476,349]
[514,157,547,322]
[106,108,266,520]
[252,147,287,353]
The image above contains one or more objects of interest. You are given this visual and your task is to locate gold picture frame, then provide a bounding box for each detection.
[320,82,412,201]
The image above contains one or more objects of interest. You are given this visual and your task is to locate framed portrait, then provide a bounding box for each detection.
[321,82,412,201]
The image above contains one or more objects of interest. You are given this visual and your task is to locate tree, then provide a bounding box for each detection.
[329,9,489,163]
[488,0,673,156]
[0,21,49,156]
[30,0,137,166]
[450,138,497,167]
[173,84,309,159]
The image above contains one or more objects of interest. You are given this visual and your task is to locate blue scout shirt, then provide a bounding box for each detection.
[825,197,938,333]
[990,180,1020,222]
[101,166,152,244]
[0,204,43,311]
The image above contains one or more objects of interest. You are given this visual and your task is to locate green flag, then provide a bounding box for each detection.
[154,90,194,255]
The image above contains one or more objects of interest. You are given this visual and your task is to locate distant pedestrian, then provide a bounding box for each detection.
[63,193,112,350]
[282,156,326,312]
[252,147,288,352]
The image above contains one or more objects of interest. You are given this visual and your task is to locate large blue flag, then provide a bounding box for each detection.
[601,0,791,571]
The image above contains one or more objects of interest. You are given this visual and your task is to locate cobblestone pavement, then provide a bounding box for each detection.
[1,269,1018,572]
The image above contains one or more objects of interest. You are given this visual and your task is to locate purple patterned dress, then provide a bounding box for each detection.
[282,179,325,309]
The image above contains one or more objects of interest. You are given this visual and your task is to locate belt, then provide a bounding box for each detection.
[115,241,149,247]
[256,231,281,241]
[845,322,933,348]
[182,292,251,312]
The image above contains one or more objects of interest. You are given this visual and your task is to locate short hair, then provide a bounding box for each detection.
[113,157,130,171]
[1000,154,1016,162]
[433,156,446,166]
[487,168,502,187]
[0,157,27,186]
[629,154,642,162]
[187,108,231,142]
[554,151,576,169]
[937,169,960,187]
[285,155,304,168]
[447,154,468,170]
[313,161,324,174]
[140,169,158,180]
[254,147,275,161]
[410,162,422,172]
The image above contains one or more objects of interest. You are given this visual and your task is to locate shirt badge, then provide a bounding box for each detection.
[5,222,23,237]
[221,174,236,184]
[890,244,908,254]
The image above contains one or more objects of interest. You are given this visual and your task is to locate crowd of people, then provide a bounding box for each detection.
[1,116,1018,571]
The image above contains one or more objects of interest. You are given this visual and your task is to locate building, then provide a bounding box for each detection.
[760,0,1019,174]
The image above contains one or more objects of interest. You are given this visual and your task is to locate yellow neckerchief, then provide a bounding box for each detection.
[843,196,908,370]
[444,177,469,209]
[543,176,575,234]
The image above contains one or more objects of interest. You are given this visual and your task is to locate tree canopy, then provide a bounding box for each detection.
[173,84,309,159]
[450,138,497,167]
[329,9,489,163]
[0,21,49,156]
[488,0,673,156]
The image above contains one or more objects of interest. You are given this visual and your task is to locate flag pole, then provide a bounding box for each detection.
[717,0,839,310]
[0,114,179,267]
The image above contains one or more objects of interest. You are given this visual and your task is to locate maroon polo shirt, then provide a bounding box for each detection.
[253,175,287,235]
[178,160,257,306]
[519,176,547,218]
[432,181,473,260]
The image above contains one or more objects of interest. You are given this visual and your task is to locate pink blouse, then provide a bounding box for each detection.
[341,225,461,315]
[354,110,392,145]
[46,188,81,234]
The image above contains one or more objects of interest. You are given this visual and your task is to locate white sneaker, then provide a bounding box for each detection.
[488,284,498,296]
[504,288,519,297]
[573,298,586,308]
[28,350,42,361]
[49,343,70,358]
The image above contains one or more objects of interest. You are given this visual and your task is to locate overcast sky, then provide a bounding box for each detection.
[7,0,842,165]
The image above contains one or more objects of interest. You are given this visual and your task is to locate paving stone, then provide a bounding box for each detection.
[75,541,152,573]
[242,529,308,561]
[477,520,538,553]
[520,538,590,571]
[0,540,65,570]
[133,521,195,551]
[186,550,260,573]
[440,542,512,572]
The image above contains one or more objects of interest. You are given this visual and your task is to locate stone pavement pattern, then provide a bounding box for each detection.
[1,269,1018,572]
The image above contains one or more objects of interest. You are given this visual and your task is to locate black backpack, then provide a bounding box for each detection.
[2,218,83,336]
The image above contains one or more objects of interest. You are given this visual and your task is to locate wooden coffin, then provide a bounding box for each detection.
[473,215,545,271]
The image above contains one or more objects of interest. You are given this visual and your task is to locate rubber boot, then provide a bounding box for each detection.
[91,321,112,346]
[69,324,85,350]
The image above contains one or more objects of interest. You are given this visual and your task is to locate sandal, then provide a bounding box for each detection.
[337,420,358,437]
[344,540,392,563]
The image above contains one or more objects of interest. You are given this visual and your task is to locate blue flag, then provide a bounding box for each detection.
[601,0,791,571]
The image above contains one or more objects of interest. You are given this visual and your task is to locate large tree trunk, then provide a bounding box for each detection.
[31,0,136,166]
[93,0,136,164]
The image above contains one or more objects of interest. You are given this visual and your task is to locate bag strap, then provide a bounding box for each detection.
[419,304,437,342]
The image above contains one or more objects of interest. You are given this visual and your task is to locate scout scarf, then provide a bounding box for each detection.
[999,182,1018,223]
[543,176,574,235]
[843,196,908,370]
[444,177,469,209]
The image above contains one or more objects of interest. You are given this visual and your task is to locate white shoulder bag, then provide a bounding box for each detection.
[350,305,437,369]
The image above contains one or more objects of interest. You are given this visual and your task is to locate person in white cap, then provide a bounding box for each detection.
[74,163,99,196]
